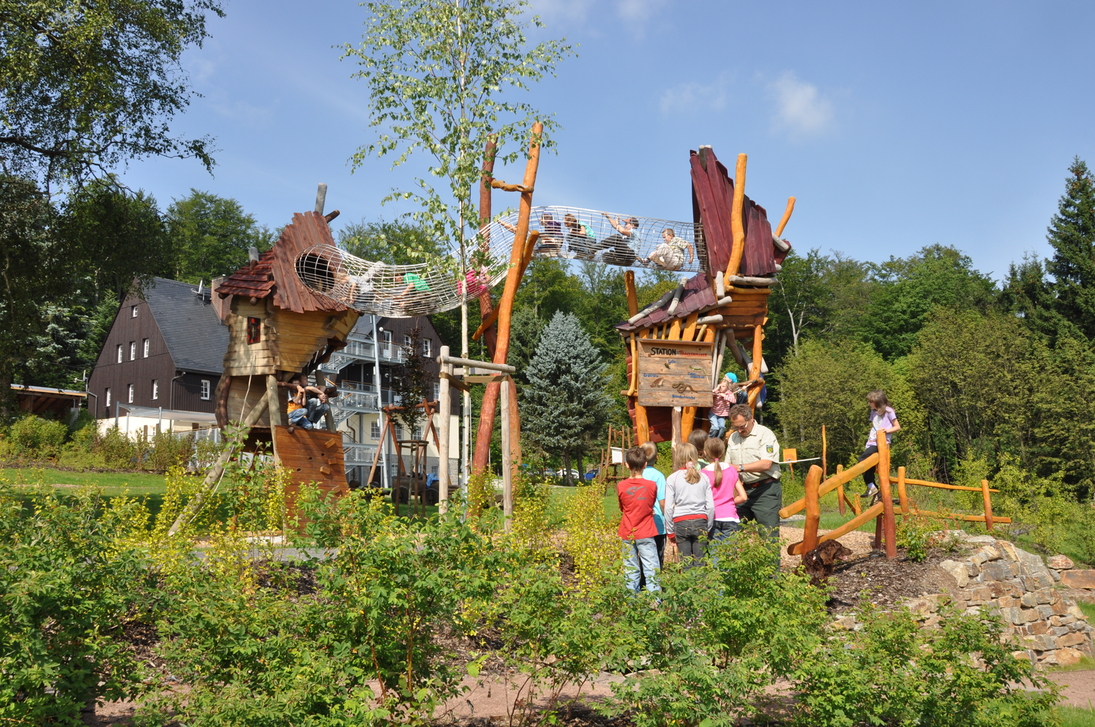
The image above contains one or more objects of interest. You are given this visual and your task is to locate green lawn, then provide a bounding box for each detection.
[2,466,169,496]
[1059,706,1095,727]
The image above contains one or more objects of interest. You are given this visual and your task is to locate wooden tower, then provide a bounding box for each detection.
[619,146,793,444]
[214,209,360,502]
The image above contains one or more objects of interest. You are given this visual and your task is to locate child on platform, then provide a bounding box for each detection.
[618,446,661,593]
[860,389,901,502]
[709,373,738,439]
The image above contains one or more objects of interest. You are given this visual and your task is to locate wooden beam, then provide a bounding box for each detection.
[724,153,747,285]
[776,196,796,237]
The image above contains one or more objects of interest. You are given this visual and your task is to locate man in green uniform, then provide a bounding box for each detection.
[724,403,782,547]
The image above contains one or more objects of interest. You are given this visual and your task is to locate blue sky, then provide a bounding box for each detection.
[117,0,1095,282]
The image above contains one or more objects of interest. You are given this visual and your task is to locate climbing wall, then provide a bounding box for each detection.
[273,425,349,517]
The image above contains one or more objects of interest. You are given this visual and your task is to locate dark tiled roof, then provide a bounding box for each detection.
[145,278,229,375]
[218,211,352,315]
[615,273,716,333]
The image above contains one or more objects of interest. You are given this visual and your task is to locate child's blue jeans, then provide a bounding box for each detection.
[622,538,660,593]
[709,413,727,439]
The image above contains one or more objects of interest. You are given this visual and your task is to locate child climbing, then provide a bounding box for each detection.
[709,373,737,438]
[859,389,901,502]
[642,228,695,271]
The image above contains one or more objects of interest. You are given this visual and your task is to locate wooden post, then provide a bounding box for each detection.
[472,137,499,479]
[746,325,764,411]
[898,466,909,515]
[437,346,451,515]
[801,465,823,556]
[500,373,513,530]
[877,428,897,558]
[671,407,682,451]
[981,479,994,531]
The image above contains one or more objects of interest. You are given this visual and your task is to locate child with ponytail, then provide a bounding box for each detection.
[703,437,747,543]
[664,442,714,568]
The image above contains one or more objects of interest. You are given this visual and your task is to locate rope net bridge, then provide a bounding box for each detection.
[295,205,709,317]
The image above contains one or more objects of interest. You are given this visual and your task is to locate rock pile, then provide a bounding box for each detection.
[831,535,1094,668]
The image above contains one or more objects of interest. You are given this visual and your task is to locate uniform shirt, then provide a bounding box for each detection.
[642,466,668,535]
[617,476,659,541]
[724,421,782,484]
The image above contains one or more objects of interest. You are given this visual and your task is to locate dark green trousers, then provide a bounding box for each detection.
[737,479,782,545]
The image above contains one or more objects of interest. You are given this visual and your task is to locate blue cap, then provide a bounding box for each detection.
[724,372,738,383]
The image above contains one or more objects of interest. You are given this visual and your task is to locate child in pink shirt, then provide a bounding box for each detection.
[702,437,747,543]
[709,373,738,439]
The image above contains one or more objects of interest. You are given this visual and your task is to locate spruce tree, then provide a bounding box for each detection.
[1046,157,1095,340]
[521,312,613,484]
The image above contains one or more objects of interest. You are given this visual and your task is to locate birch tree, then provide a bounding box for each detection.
[342,0,572,479]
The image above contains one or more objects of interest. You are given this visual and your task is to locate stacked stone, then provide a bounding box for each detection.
[827,536,1093,668]
[936,537,1093,666]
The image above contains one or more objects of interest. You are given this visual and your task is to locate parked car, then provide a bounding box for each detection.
[583,468,599,481]
[556,468,581,484]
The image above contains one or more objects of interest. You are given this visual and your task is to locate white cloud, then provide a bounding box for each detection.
[526,0,597,25]
[615,0,668,26]
[659,71,733,115]
[767,71,835,138]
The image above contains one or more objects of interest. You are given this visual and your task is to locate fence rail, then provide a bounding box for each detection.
[786,433,1010,560]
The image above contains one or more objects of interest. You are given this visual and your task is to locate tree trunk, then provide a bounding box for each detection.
[562,450,572,486]
[576,449,584,483]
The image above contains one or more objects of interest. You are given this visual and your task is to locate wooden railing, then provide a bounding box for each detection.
[782,433,1010,560]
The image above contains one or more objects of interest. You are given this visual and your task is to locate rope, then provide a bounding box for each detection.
[295,206,707,317]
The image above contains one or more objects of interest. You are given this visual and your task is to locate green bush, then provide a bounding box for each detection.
[0,479,150,725]
[93,426,136,469]
[792,601,1057,727]
[8,414,68,458]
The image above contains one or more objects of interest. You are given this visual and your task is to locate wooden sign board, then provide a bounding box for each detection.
[636,339,714,408]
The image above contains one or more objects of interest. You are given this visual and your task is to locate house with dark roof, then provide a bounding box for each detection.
[87,277,229,435]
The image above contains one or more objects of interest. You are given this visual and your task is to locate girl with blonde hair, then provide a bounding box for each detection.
[664,442,714,568]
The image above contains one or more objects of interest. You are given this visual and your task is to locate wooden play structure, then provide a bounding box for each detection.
[365,399,442,516]
[781,432,1011,560]
[167,191,359,535]
[616,147,794,444]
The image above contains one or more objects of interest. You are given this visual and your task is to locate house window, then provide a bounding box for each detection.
[422,338,431,357]
[105,388,111,407]
[129,341,136,360]
[200,379,211,400]
[246,317,261,344]
[127,384,134,403]
[371,420,380,439]
[152,380,159,400]
[404,334,412,349]
[131,305,138,318]
[143,339,149,357]
[382,330,392,353]
[433,383,439,401]
[412,426,422,440]
[116,345,123,363]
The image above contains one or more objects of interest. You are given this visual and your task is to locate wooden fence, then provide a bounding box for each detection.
[780,433,1010,560]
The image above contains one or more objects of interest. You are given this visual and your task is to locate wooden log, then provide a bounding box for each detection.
[747,325,763,411]
[628,289,675,324]
[438,347,451,515]
[696,315,723,325]
[897,467,908,515]
[779,452,880,518]
[771,233,791,253]
[501,373,513,530]
[902,478,999,493]
[728,275,777,286]
[167,395,270,536]
[711,331,726,387]
[314,183,327,214]
[635,402,649,444]
[667,278,687,316]
[671,407,682,449]
[776,196,796,237]
[788,501,885,556]
[724,153,747,285]
[715,273,725,299]
[267,375,286,429]
[877,428,897,558]
[625,271,638,316]
[801,465,823,556]
[982,479,994,531]
[438,355,515,374]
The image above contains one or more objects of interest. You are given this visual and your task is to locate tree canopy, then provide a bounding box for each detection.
[166,190,276,283]
[0,0,223,191]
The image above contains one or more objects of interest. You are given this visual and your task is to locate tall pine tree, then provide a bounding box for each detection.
[1045,157,1095,340]
[521,312,612,484]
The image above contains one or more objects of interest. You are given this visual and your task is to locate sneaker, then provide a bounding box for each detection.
[863,484,878,499]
